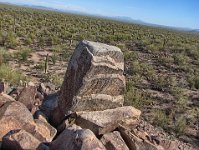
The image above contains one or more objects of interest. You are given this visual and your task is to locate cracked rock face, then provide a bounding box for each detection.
[54,40,126,125]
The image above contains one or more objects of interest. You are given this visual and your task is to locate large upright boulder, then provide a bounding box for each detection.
[53,40,125,125]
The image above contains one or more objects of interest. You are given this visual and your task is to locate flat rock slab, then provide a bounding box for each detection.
[75,106,141,135]
[53,40,126,125]
[51,124,106,150]
[101,131,129,150]
[2,129,41,150]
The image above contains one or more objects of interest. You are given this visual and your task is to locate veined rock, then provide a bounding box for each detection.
[53,40,126,125]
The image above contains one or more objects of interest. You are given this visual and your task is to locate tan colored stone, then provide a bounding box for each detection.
[51,124,106,150]
[2,129,41,150]
[101,131,129,150]
[75,106,141,135]
[17,85,37,112]
[0,93,15,107]
[0,101,36,140]
[34,119,57,142]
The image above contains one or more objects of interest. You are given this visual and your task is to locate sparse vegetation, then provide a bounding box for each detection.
[0,63,26,84]
[17,47,32,61]
[175,117,187,136]
[153,109,170,129]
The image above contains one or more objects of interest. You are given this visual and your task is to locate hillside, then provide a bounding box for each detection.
[0,4,199,148]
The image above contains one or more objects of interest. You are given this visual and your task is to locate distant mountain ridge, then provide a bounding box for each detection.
[0,2,198,33]
[190,29,199,34]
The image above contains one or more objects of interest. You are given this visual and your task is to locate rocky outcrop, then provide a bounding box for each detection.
[53,40,125,125]
[75,106,141,135]
[51,124,106,150]
[0,41,197,150]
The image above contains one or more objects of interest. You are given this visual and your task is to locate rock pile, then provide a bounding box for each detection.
[0,41,196,150]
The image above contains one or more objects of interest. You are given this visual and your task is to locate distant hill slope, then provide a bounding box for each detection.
[190,29,199,34]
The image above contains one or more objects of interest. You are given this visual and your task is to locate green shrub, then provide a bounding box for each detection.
[153,109,170,129]
[0,48,10,65]
[158,55,174,65]
[25,37,33,45]
[173,53,189,66]
[5,32,19,48]
[175,117,187,136]
[171,87,188,110]
[0,64,26,84]
[51,74,63,86]
[124,51,138,61]
[51,51,58,65]
[128,61,141,75]
[125,87,152,109]
[194,76,199,89]
[18,47,32,61]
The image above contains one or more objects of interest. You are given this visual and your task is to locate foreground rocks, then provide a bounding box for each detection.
[0,41,197,150]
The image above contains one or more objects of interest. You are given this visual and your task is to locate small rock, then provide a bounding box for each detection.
[2,129,41,150]
[101,131,129,150]
[34,119,57,143]
[17,85,38,113]
[0,93,15,107]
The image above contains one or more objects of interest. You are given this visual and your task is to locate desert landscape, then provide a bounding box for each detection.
[0,3,199,150]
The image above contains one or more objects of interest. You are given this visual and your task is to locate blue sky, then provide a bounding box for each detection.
[0,0,199,29]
